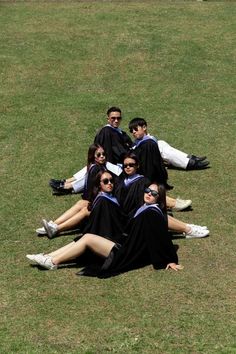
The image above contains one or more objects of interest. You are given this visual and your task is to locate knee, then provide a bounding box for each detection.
[82,206,90,216]
[82,233,95,244]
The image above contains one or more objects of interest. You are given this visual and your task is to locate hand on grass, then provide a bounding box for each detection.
[166,263,184,271]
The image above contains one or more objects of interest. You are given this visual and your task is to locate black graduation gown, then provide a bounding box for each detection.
[80,194,127,244]
[115,175,150,215]
[79,205,178,278]
[94,126,132,165]
[133,139,168,185]
[82,164,106,200]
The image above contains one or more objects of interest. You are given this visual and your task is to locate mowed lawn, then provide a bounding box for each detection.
[0,2,235,353]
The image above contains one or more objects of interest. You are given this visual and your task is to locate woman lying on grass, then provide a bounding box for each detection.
[116,152,209,239]
[37,144,115,238]
[27,183,183,277]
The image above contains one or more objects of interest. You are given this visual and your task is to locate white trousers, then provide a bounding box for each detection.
[71,141,190,192]
[157,140,189,169]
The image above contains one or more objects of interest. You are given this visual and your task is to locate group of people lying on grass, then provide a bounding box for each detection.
[26,107,210,277]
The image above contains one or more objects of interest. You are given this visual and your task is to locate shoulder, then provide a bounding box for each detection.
[95,126,112,137]
[89,164,104,173]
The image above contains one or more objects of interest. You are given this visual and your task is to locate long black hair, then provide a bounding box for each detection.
[156,183,167,213]
[87,143,106,170]
[87,170,114,211]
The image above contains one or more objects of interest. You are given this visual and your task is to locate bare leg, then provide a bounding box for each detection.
[47,241,77,258]
[166,196,176,208]
[65,177,76,183]
[64,181,73,189]
[57,207,90,232]
[52,234,115,265]
[54,200,89,225]
[168,215,190,233]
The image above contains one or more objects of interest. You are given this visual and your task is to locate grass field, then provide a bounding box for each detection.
[0,1,235,353]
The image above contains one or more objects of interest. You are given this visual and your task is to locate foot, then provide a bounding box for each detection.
[42,219,58,239]
[31,254,57,270]
[185,225,209,239]
[188,223,208,230]
[26,253,43,263]
[187,155,207,162]
[172,198,192,211]
[49,179,65,189]
[36,220,54,236]
[187,157,210,170]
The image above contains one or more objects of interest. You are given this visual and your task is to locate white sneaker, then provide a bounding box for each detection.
[172,198,192,211]
[26,254,43,263]
[33,254,57,270]
[185,225,209,239]
[36,227,46,235]
[36,221,54,235]
[188,223,208,230]
[42,219,58,239]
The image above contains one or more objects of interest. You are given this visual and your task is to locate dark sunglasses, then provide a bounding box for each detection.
[123,163,136,168]
[101,178,114,185]
[95,152,105,158]
[144,188,159,197]
[129,127,139,133]
[110,116,122,121]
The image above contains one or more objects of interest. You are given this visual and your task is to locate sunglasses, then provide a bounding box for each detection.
[110,116,122,121]
[129,127,139,133]
[101,178,114,185]
[95,152,105,158]
[123,163,136,168]
[144,188,159,197]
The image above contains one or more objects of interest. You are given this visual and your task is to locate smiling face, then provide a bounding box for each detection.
[129,125,147,140]
[94,147,106,165]
[144,184,159,204]
[100,172,114,193]
[123,157,138,176]
[107,111,122,128]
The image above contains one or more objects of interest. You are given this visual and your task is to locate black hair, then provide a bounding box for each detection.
[107,106,122,116]
[157,184,167,212]
[122,152,140,171]
[128,117,147,131]
[145,183,167,213]
[87,144,106,170]
[87,170,114,210]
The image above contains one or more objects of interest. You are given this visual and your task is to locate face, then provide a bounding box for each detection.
[107,111,122,128]
[100,172,114,193]
[123,157,138,176]
[129,125,147,140]
[94,147,106,165]
[144,184,159,205]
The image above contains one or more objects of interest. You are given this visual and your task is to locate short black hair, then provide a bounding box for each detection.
[128,117,147,131]
[123,152,140,166]
[107,106,122,116]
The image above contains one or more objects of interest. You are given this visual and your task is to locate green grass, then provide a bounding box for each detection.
[0,2,235,353]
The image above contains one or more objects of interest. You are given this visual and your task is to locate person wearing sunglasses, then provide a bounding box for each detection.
[129,117,209,172]
[116,152,191,213]
[27,183,183,274]
[48,106,130,195]
[37,148,118,238]
[79,171,127,244]
[94,106,133,165]
[129,117,173,190]
[49,144,108,196]
[116,152,209,238]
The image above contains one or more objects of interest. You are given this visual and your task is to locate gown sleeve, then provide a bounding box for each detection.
[136,140,168,184]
